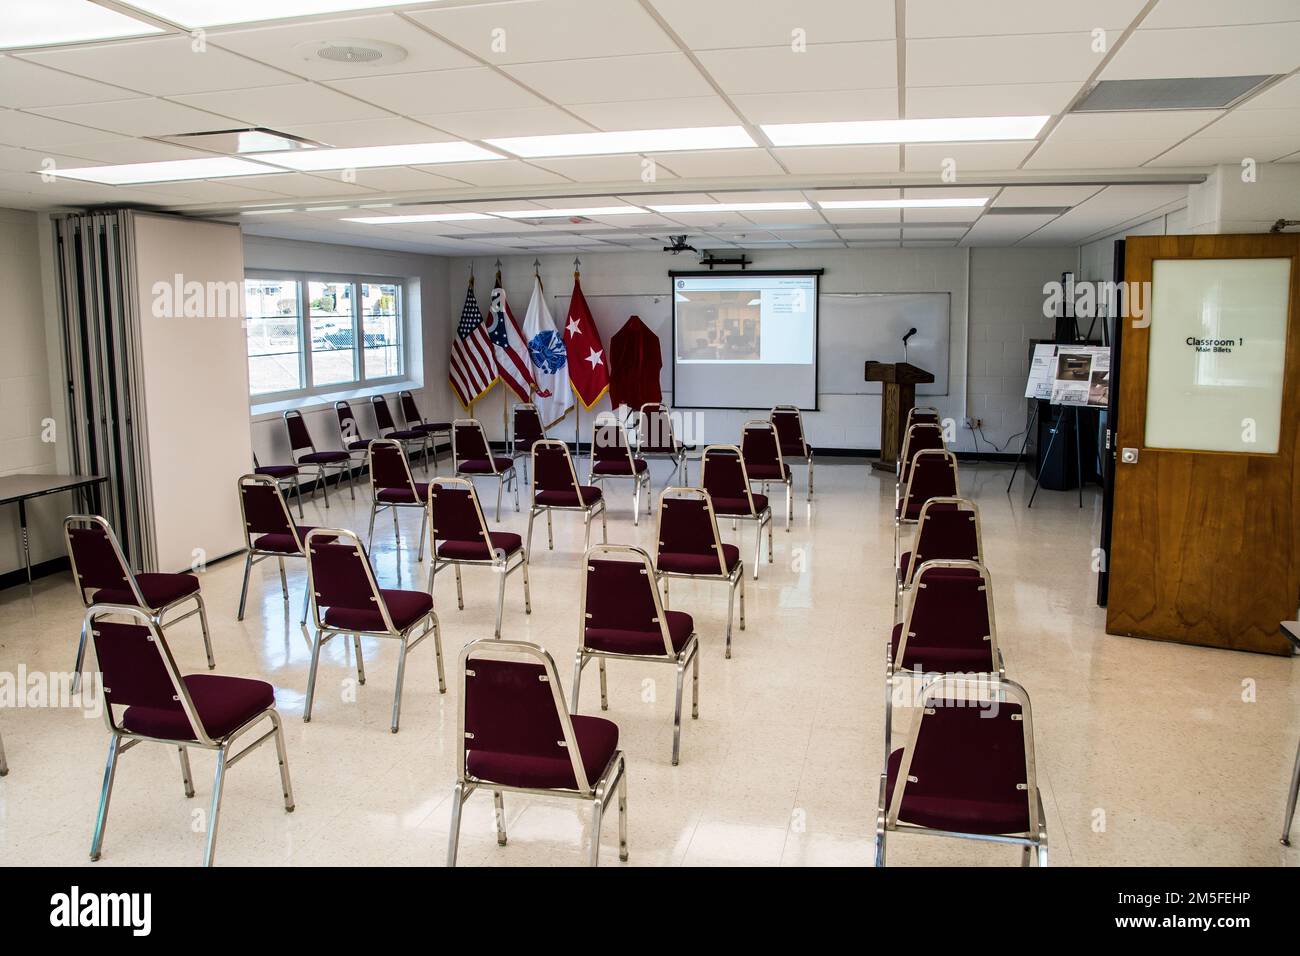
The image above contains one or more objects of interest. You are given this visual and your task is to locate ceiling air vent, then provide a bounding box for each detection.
[984,206,1072,216]
[1072,76,1279,112]
[294,38,407,67]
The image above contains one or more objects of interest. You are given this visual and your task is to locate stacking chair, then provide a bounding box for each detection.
[636,402,690,488]
[367,439,430,560]
[446,639,627,867]
[898,421,946,489]
[574,545,699,764]
[371,394,430,475]
[907,406,941,428]
[896,496,984,617]
[510,403,547,483]
[527,439,607,554]
[399,389,452,472]
[453,419,518,520]
[65,515,213,691]
[654,487,744,658]
[875,675,1047,867]
[236,474,337,624]
[700,445,773,580]
[253,453,304,519]
[886,560,1003,751]
[589,417,650,525]
[284,409,353,509]
[334,400,374,475]
[770,404,814,499]
[303,528,444,733]
[894,448,960,559]
[427,477,531,639]
[740,420,792,530]
[83,605,294,867]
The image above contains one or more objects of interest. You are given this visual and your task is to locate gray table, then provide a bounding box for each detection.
[0,474,106,585]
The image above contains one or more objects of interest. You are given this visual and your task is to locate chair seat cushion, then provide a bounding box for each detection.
[299,450,350,464]
[710,494,768,516]
[535,487,602,507]
[253,526,335,554]
[746,463,789,481]
[94,572,200,610]
[897,499,926,521]
[386,429,425,441]
[347,438,372,450]
[890,621,995,673]
[437,532,523,561]
[122,674,275,741]
[657,544,740,576]
[592,458,648,475]
[466,714,618,791]
[885,738,1029,836]
[377,482,430,504]
[585,609,693,656]
[324,588,434,632]
[413,421,450,434]
[459,457,513,474]
[255,464,298,478]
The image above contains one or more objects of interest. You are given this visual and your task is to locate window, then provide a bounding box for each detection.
[244,271,407,400]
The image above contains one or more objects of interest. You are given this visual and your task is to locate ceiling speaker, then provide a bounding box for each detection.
[294,38,407,67]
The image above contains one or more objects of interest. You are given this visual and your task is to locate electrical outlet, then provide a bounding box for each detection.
[963,417,982,429]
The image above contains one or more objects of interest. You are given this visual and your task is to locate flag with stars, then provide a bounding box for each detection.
[486,276,536,403]
[564,274,609,409]
[449,275,498,409]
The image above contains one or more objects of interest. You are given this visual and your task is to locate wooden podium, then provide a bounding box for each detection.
[864,361,935,472]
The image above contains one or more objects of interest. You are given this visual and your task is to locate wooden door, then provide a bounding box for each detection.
[1107,234,1300,655]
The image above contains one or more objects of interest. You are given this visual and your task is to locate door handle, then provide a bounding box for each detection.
[1120,447,1139,464]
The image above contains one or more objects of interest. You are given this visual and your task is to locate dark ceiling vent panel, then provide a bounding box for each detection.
[1072,75,1279,112]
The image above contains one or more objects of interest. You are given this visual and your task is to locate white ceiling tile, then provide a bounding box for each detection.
[771,145,899,173]
[905,82,1080,118]
[279,116,447,148]
[0,147,90,173]
[657,148,784,177]
[1024,136,1174,168]
[17,36,299,96]
[569,96,740,131]
[647,0,896,48]
[908,33,1107,86]
[531,155,677,182]
[961,214,1056,243]
[994,185,1104,206]
[697,42,896,95]
[1192,107,1300,138]
[31,98,236,137]
[418,160,569,187]
[906,1,1147,37]
[901,225,969,238]
[1146,134,1300,165]
[1033,184,1188,232]
[128,179,294,203]
[1050,110,1222,141]
[329,67,545,114]
[740,211,826,225]
[732,89,897,124]
[0,109,126,148]
[238,172,375,197]
[501,53,714,104]
[903,239,958,246]
[1142,0,1300,29]
[341,165,470,192]
[174,83,391,125]
[53,139,214,164]
[1238,75,1300,110]
[905,141,1034,172]
[820,208,903,223]
[0,57,143,109]
[407,0,677,63]
[902,208,983,223]
[410,106,591,140]
[1103,22,1300,80]
[837,225,902,238]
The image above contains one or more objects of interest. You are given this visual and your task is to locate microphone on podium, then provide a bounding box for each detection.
[901,327,917,362]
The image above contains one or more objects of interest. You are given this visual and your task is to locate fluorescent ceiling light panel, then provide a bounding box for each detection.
[818,198,988,209]
[493,207,645,218]
[343,213,494,224]
[763,116,1049,146]
[120,1,438,29]
[649,201,811,213]
[52,156,274,185]
[486,127,754,158]
[1,0,163,49]
[259,141,500,170]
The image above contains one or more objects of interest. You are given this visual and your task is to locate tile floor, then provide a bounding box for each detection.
[1,459,1297,866]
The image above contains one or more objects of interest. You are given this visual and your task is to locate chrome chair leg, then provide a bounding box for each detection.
[739,575,746,630]
[270,710,295,812]
[391,637,409,733]
[303,629,324,723]
[493,563,507,638]
[571,652,585,711]
[454,564,464,610]
[352,634,366,685]
[1283,736,1300,846]
[292,476,305,519]
[417,514,427,563]
[583,512,592,551]
[691,650,699,718]
[600,502,608,542]
[547,509,554,550]
[589,788,604,867]
[277,557,289,604]
[319,465,330,509]
[526,508,538,555]
[598,657,608,710]
[431,619,446,693]
[300,584,310,626]
[724,579,736,659]
[521,554,532,614]
[236,553,253,621]
[617,763,628,862]
[178,746,195,798]
[807,458,814,500]
[493,790,507,846]
[752,521,763,579]
[786,481,792,531]
[446,782,466,867]
[0,730,7,776]
[367,502,379,545]
[194,595,215,670]
[202,747,228,867]
[495,476,503,522]
[89,734,121,861]
[672,662,685,765]
[73,617,92,693]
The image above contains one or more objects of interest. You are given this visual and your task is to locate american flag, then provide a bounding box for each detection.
[449,278,498,408]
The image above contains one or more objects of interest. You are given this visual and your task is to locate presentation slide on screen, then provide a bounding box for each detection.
[672,273,819,408]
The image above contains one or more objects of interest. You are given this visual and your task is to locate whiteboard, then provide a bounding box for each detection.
[819,293,949,396]
[553,293,673,393]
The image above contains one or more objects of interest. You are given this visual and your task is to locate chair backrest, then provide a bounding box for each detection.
[284,409,315,455]
[532,439,587,503]
[458,639,593,793]
[887,676,1038,838]
[453,419,492,467]
[740,420,783,470]
[770,405,807,454]
[898,559,999,672]
[513,404,546,450]
[655,487,726,575]
[304,529,394,632]
[907,406,941,428]
[64,515,136,606]
[902,449,960,512]
[399,390,424,428]
[429,477,492,547]
[85,606,210,745]
[238,474,297,548]
[591,417,634,467]
[370,394,398,433]
[700,445,759,516]
[904,497,982,582]
[335,401,363,444]
[368,439,417,497]
[900,423,946,479]
[637,403,678,455]
[581,545,673,657]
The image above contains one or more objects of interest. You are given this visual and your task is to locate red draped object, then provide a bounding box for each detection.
[609,314,662,411]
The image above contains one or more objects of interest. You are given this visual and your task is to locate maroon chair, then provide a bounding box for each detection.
[770,404,814,500]
[400,389,452,472]
[907,406,941,429]
[446,639,627,867]
[236,474,337,624]
[574,545,699,765]
[636,402,689,487]
[895,448,959,559]
[371,394,430,475]
[253,453,304,519]
[740,420,792,531]
[453,418,518,520]
[886,559,1003,751]
[527,439,607,554]
[303,528,444,733]
[896,496,984,616]
[654,487,744,658]
[427,476,531,639]
[64,514,213,691]
[334,400,374,474]
[876,676,1046,867]
[83,604,294,867]
[510,403,547,483]
[898,421,946,491]
[367,438,430,561]
[588,417,650,525]
[700,444,772,580]
[284,409,353,509]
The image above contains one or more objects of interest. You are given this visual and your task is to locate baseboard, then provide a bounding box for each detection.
[0,556,70,592]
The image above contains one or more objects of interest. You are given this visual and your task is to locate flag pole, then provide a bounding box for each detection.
[572,256,582,460]
[496,259,508,443]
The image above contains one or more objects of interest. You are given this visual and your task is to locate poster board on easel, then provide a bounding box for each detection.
[1026,343,1111,407]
